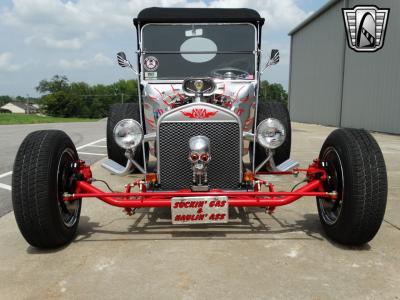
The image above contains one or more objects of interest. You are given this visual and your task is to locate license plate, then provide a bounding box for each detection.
[171,196,229,224]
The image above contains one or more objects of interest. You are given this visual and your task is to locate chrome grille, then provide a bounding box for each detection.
[158,122,241,190]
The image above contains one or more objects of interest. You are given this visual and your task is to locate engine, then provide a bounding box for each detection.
[142,79,256,157]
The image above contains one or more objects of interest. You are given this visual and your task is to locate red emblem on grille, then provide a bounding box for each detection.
[181,108,218,119]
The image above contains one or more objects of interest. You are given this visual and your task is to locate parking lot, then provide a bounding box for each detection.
[0,122,399,299]
[0,121,107,216]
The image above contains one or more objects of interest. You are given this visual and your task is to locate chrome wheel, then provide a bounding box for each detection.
[317,147,344,225]
[57,148,81,228]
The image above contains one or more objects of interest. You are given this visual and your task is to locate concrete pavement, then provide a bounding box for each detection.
[0,122,399,299]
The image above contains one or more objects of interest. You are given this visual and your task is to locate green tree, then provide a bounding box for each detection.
[36,75,69,94]
[34,76,286,118]
[16,96,27,102]
[110,79,138,103]
[0,95,13,106]
[36,75,139,118]
[40,91,70,117]
[259,80,288,106]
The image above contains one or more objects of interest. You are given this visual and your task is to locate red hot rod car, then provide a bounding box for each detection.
[12,8,387,248]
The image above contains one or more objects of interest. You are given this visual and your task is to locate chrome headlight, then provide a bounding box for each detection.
[256,118,286,149]
[113,119,143,150]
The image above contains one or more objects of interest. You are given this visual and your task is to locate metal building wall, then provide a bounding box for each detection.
[289,0,346,127]
[289,0,400,134]
[341,0,400,134]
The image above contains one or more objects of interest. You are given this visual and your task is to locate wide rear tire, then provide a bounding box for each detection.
[317,128,387,245]
[12,130,81,249]
[106,103,147,171]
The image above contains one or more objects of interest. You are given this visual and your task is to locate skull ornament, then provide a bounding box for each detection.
[189,136,211,187]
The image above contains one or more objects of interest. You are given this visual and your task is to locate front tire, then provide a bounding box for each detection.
[317,128,387,246]
[12,130,81,249]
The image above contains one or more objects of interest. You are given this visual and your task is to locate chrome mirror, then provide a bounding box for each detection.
[269,49,280,65]
[117,51,138,74]
[261,49,280,74]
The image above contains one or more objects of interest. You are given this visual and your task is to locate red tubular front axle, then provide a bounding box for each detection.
[64,179,329,208]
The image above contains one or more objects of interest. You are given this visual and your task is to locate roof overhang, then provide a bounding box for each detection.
[133,7,265,28]
[288,0,341,36]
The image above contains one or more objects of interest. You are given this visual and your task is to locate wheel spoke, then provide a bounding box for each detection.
[57,149,80,228]
[318,147,344,225]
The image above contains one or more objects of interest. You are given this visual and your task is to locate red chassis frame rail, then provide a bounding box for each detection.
[63,160,336,208]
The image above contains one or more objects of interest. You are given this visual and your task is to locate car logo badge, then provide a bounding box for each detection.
[181,108,218,119]
[194,80,204,92]
[342,5,390,52]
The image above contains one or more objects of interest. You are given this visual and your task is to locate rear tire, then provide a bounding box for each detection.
[12,130,81,249]
[106,103,148,171]
[252,101,291,169]
[317,128,387,246]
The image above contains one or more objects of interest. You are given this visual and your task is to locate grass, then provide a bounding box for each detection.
[0,114,99,125]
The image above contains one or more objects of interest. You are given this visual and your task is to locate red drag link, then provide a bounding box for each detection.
[64,180,332,208]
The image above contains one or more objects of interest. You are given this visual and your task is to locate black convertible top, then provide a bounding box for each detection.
[133,7,265,28]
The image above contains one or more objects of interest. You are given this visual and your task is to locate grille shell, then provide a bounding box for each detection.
[158,121,241,190]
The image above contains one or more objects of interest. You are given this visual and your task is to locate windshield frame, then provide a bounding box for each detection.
[139,22,259,82]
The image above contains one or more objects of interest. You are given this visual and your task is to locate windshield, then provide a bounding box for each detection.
[141,24,256,80]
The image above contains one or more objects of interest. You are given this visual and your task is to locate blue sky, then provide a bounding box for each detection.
[0,0,327,97]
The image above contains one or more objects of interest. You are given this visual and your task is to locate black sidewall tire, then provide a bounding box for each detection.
[12,130,81,249]
[317,128,387,245]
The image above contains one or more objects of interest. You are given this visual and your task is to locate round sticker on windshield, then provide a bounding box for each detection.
[144,56,159,71]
